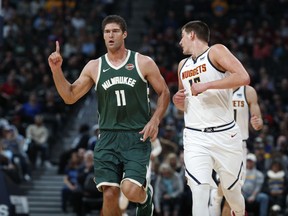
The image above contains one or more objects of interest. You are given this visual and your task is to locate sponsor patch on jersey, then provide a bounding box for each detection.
[125,63,134,70]
[237,93,242,97]
[200,56,205,61]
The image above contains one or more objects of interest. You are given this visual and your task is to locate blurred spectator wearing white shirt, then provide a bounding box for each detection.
[26,114,51,169]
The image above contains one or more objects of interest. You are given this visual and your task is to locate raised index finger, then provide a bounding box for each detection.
[56,41,60,53]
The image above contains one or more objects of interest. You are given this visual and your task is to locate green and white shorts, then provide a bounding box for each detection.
[93,130,151,191]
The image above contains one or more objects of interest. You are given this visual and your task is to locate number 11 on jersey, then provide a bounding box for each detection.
[115,90,126,106]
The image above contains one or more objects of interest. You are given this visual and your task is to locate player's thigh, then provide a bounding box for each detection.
[183,129,214,185]
[211,128,244,190]
[121,132,151,186]
[94,131,123,190]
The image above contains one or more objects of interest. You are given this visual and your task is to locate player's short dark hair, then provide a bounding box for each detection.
[102,15,127,33]
[182,20,210,43]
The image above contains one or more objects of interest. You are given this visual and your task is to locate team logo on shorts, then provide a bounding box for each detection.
[125,63,134,70]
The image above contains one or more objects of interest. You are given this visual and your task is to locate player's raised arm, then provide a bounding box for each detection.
[48,41,95,104]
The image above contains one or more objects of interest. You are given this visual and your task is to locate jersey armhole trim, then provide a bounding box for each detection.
[135,52,147,83]
[94,57,102,91]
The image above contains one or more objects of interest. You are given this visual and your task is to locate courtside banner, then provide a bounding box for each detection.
[0,170,29,216]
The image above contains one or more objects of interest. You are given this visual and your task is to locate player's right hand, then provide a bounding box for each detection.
[172,89,186,111]
[48,41,63,72]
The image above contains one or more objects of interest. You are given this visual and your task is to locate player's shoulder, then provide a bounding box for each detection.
[137,52,154,63]
[245,85,258,102]
[209,43,229,54]
[179,57,189,68]
[86,58,100,68]
[81,58,101,77]
[136,52,157,70]
[245,85,256,94]
[180,57,189,64]
[208,44,232,68]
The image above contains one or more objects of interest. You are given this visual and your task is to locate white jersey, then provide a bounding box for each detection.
[233,86,249,140]
[180,48,234,129]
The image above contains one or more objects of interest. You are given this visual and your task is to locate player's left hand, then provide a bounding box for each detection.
[191,82,207,96]
[250,115,263,131]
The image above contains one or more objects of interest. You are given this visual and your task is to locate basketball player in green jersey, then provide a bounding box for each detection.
[48,15,170,216]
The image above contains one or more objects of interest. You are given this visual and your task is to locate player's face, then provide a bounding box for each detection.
[103,23,127,51]
[179,30,191,55]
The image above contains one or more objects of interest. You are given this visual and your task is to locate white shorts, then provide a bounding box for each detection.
[240,140,247,186]
[183,124,244,190]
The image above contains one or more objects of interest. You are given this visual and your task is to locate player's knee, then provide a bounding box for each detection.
[222,185,245,213]
[191,184,211,216]
[121,180,142,201]
[191,183,210,202]
[102,186,120,203]
[222,200,232,216]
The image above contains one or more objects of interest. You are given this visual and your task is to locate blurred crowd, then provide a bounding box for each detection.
[1,0,288,215]
[0,0,116,181]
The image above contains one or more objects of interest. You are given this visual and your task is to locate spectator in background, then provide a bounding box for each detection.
[42,89,65,136]
[211,0,229,17]
[17,92,43,124]
[165,152,181,173]
[1,124,32,181]
[242,153,269,216]
[263,160,287,215]
[61,151,82,213]
[70,11,86,32]
[0,73,18,109]
[26,114,51,169]
[70,150,99,216]
[0,147,21,184]
[159,125,179,161]
[58,123,90,174]
[154,162,184,216]
[0,51,17,75]
[87,124,99,151]
[253,136,271,173]
[0,124,22,184]
[274,135,288,175]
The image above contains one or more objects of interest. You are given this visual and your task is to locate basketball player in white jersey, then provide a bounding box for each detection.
[209,85,263,216]
[173,20,250,216]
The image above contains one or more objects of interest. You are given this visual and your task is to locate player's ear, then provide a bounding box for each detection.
[190,31,195,40]
[123,31,127,39]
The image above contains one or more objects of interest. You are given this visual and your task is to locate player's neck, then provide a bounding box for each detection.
[107,48,128,66]
[192,43,209,60]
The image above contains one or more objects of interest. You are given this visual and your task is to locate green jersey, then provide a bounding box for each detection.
[95,50,151,130]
